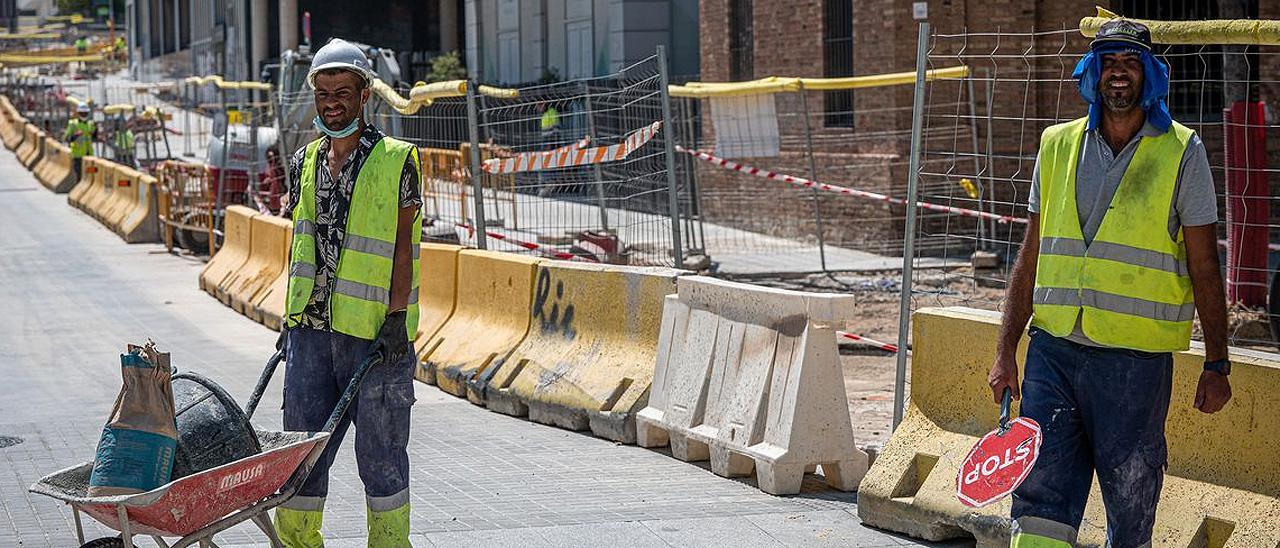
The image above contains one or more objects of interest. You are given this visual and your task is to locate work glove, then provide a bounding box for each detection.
[373,310,409,366]
[275,328,289,354]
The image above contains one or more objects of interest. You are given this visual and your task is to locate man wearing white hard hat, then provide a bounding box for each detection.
[275,37,422,548]
[64,102,96,178]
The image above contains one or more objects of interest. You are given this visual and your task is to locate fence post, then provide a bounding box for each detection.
[797,81,829,273]
[581,81,610,232]
[656,45,684,267]
[465,81,488,250]
[893,22,930,431]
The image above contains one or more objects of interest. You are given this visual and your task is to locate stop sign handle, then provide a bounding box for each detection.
[997,387,1013,436]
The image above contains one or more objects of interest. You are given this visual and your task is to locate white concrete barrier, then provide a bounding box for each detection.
[636,276,869,495]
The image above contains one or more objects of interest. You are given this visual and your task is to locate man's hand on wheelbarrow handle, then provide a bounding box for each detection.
[372,310,408,366]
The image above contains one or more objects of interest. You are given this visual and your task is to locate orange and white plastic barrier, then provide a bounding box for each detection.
[481,121,662,174]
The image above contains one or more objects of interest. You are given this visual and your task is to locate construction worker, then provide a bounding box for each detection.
[275,38,421,548]
[74,36,88,54]
[112,113,136,167]
[64,103,96,178]
[988,20,1230,547]
[536,102,560,196]
[114,36,126,62]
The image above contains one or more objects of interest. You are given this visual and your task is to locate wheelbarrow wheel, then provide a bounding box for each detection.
[80,537,123,548]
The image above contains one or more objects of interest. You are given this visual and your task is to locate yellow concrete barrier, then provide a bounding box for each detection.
[248,218,294,331]
[412,243,462,383]
[102,164,141,231]
[199,205,258,300]
[480,262,682,443]
[33,137,75,192]
[0,97,24,150]
[67,156,99,209]
[118,174,160,243]
[229,214,290,316]
[419,250,541,397]
[635,276,869,495]
[857,307,1280,546]
[81,160,117,222]
[15,123,43,168]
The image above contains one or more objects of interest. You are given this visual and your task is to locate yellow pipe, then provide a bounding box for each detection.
[1081,6,1280,46]
[369,79,518,115]
[668,66,971,98]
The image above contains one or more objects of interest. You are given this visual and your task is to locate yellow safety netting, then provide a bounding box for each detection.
[1081,7,1280,45]
[369,79,518,115]
[668,66,971,98]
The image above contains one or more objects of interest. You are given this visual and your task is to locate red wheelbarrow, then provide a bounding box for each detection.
[29,349,384,548]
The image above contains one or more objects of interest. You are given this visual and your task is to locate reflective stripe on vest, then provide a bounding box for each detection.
[284,135,422,340]
[1030,117,1196,352]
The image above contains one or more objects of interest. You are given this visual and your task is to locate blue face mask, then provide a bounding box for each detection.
[313,115,360,138]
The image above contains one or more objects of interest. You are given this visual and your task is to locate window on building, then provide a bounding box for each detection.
[823,0,854,127]
[728,0,753,81]
[566,20,593,79]
[1115,0,1259,121]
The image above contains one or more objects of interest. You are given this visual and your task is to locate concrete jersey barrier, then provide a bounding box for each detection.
[82,161,118,222]
[248,218,295,331]
[199,206,258,300]
[119,174,161,243]
[636,276,869,495]
[419,250,541,397]
[412,243,462,382]
[857,307,1280,546]
[229,214,291,315]
[34,137,75,192]
[1,98,26,150]
[67,156,99,209]
[482,262,683,443]
[102,165,142,232]
[16,124,43,168]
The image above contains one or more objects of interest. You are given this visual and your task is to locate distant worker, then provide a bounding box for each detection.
[74,36,88,54]
[114,36,126,61]
[536,102,560,196]
[987,20,1231,547]
[276,38,421,548]
[64,103,96,177]
[112,113,136,167]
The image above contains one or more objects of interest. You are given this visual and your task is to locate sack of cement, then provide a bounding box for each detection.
[87,342,178,497]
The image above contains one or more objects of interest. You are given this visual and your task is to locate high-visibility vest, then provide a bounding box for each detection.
[540,107,559,131]
[285,136,422,340]
[64,119,95,158]
[1031,117,1196,352]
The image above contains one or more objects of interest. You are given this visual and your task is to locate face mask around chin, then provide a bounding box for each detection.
[313,115,360,139]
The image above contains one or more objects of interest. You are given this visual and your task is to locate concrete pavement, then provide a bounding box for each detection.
[0,148,968,546]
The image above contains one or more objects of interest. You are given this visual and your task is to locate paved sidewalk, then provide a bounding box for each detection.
[0,148,968,546]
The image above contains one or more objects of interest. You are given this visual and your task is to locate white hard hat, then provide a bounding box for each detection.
[76,103,90,113]
[306,38,375,89]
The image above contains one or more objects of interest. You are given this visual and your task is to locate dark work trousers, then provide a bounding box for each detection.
[1011,327,1173,547]
[283,326,416,512]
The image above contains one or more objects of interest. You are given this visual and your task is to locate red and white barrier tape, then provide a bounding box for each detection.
[454,222,597,262]
[836,330,901,353]
[483,121,662,174]
[679,147,1028,225]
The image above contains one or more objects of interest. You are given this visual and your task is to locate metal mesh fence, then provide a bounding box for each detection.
[910,25,1280,351]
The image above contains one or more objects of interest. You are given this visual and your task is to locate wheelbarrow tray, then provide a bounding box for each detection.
[29,429,328,538]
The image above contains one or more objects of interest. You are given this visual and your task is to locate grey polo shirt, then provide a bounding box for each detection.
[1028,122,1218,347]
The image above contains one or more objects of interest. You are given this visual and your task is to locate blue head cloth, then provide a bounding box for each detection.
[1071,42,1171,132]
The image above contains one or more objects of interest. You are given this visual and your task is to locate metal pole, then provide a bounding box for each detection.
[656,46,684,267]
[184,82,193,156]
[214,87,229,237]
[797,82,829,273]
[465,82,487,249]
[581,81,609,231]
[966,75,984,250]
[892,22,930,431]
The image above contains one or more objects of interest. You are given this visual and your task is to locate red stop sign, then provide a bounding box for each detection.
[956,416,1043,507]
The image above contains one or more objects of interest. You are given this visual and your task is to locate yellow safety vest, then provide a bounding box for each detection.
[285,136,422,340]
[1031,117,1196,352]
[65,119,95,158]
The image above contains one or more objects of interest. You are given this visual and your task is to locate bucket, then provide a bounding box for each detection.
[171,371,261,479]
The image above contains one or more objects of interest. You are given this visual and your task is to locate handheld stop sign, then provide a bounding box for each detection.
[956,388,1043,507]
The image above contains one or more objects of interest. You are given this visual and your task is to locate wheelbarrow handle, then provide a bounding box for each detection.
[243,349,285,421]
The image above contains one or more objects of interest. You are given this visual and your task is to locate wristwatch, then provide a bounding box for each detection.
[1203,358,1231,376]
